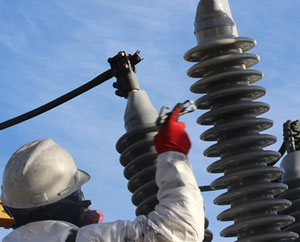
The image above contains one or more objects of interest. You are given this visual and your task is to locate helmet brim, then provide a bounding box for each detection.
[76,169,90,187]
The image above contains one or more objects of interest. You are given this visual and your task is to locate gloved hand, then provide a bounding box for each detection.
[81,210,104,226]
[154,104,191,155]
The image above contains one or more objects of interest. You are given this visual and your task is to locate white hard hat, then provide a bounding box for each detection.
[1,139,90,209]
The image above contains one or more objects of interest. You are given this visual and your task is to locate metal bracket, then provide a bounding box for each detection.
[108,50,143,98]
[283,120,300,153]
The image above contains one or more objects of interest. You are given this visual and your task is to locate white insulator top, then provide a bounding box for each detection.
[195,0,239,44]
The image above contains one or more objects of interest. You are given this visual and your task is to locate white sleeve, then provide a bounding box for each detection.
[76,151,205,242]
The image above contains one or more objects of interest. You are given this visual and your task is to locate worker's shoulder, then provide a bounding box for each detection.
[3,220,78,242]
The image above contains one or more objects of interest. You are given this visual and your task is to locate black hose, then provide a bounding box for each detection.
[0,69,113,130]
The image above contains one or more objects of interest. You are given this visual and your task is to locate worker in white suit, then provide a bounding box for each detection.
[1,104,204,242]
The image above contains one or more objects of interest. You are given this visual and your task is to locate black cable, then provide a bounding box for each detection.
[0,69,113,130]
[0,50,143,131]
[199,185,214,192]
[267,141,286,167]
[278,141,286,157]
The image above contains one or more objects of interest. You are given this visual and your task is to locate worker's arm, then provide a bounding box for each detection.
[76,105,204,242]
[148,150,204,241]
[148,104,204,241]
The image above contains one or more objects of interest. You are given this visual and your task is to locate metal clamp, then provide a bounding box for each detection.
[156,100,197,127]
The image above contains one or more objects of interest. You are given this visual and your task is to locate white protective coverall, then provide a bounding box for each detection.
[3,151,204,242]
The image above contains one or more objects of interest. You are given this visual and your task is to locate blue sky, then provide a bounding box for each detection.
[0,0,300,241]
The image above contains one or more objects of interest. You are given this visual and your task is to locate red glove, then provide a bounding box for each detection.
[154,104,191,155]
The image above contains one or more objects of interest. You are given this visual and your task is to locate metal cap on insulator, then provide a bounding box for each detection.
[195,0,238,44]
[124,90,158,132]
[280,151,300,185]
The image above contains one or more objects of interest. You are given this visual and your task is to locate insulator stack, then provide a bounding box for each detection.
[116,90,159,215]
[278,150,300,241]
[184,0,297,241]
[204,217,213,242]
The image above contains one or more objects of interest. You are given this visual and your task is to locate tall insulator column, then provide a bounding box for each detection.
[184,0,297,241]
[116,90,159,216]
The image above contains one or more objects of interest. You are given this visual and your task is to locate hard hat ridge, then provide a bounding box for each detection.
[6,139,56,175]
